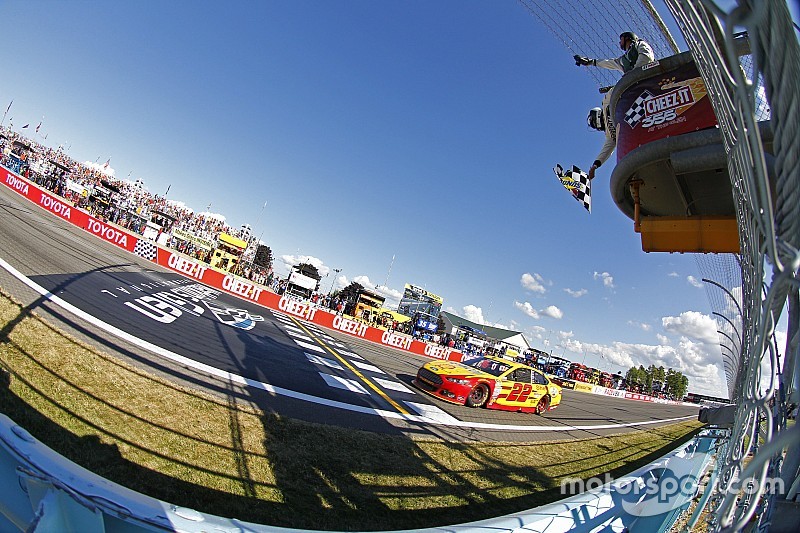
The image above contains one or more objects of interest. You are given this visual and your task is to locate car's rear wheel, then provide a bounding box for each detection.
[466,384,489,408]
[536,395,550,415]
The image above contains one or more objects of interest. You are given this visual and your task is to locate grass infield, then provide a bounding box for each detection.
[0,289,703,531]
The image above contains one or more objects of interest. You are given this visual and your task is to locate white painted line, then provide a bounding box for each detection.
[350,360,384,374]
[0,256,699,432]
[306,353,343,370]
[320,373,369,394]
[405,402,461,423]
[309,330,333,341]
[337,350,363,360]
[274,314,312,327]
[286,331,314,343]
[373,378,412,393]
[294,340,324,353]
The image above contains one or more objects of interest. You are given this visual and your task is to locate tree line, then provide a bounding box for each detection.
[625,364,689,400]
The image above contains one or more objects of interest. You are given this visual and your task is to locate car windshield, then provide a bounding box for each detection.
[465,356,511,377]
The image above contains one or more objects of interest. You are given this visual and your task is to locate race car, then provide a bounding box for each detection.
[412,355,562,414]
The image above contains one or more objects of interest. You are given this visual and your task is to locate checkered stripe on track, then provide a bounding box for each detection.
[272,311,454,418]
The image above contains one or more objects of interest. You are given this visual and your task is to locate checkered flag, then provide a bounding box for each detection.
[133,239,157,262]
[624,90,653,128]
[554,164,591,214]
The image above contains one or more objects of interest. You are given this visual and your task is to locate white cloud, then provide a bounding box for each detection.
[330,274,348,293]
[725,286,744,316]
[514,302,563,320]
[350,275,401,307]
[462,305,486,324]
[521,273,547,294]
[662,311,720,344]
[668,271,679,277]
[83,160,115,177]
[514,301,539,319]
[593,271,615,289]
[280,254,330,277]
[528,325,547,340]
[687,275,704,288]
[541,305,563,319]
[756,328,787,395]
[197,211,226,222]
[164,199,193,213]
[557,330,575,342]
[352,274,373,287]
[373,284,403,309]
[546,312,732,397]
[488,319,515,331]
[774,329,787,357]
[576,338,727,397]
[564,288,587,298]
[579,342,637,370]
[628,320,652,332]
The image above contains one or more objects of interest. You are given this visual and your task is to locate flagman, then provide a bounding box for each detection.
[573,32,655,74]
[573,31,657,181]
[585,89,616,181]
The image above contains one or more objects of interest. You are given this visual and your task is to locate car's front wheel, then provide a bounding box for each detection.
[466,384,489,408]
[536,395,550,415]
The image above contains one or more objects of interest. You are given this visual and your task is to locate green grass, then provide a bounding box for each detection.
[0,290,703,531]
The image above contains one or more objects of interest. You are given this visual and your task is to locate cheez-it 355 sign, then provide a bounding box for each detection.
[615,61,718,160]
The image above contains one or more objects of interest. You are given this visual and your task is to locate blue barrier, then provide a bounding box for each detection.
[0,413,721,533]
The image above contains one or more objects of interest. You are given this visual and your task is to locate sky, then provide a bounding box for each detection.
[2,1,793,398]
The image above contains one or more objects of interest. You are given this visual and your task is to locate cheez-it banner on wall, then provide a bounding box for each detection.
[615,61,718,160]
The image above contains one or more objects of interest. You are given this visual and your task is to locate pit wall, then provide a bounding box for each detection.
[551,377,697,407]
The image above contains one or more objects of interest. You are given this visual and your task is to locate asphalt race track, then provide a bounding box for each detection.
[0,182,700,442]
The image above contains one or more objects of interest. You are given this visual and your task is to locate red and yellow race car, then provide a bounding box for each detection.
[413,355,562,414]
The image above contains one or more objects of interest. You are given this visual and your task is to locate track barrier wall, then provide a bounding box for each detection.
[551,377,697,407]
[0,413,721,532]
